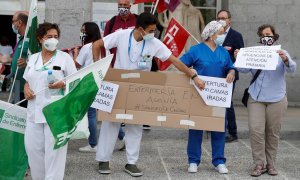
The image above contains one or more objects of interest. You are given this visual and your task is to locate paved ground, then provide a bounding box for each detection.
[2,92,299,179]
[22,106,300,180]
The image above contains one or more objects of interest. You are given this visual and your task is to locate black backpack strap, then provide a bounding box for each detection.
[250,70,262,86]
[108,16,116,34]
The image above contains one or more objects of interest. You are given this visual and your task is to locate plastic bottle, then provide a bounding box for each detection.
[47,70,59,96]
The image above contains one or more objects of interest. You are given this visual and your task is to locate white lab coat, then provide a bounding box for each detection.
[23,50,77,180]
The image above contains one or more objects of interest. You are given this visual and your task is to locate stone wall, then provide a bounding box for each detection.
[229,0,300,105]
[45,0,93,49]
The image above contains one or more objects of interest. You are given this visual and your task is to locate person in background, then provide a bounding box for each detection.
[0,36,13,91]
[217,9,244,143]
[73,22,105,153]
[10,11,29,107]
[235,24,296,177]
[93,12,205,177]
[180,20,235,174]
[23,22,77,180]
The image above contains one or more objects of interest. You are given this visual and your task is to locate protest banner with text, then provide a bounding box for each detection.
[235,45,281,70]
[193,76,233,108]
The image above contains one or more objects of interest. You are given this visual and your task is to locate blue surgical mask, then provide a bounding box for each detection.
[12,24,18,34]
[214,34,226,46]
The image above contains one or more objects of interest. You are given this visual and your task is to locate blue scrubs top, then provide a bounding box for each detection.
[180,43,235,78]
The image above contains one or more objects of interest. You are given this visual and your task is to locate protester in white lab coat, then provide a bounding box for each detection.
[23,22,77,180]
[92,12,205,177]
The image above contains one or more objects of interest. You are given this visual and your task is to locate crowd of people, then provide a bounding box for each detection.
[1,0,296,179]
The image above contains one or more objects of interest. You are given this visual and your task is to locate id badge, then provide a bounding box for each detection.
[137,62,147,69]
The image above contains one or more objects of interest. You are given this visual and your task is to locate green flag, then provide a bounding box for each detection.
[43,54,113,149]
[26,0,40,55]
[0,101,27,180]
[0,0,39,178]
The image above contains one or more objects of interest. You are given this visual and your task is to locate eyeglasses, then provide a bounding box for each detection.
[217,17,229,21]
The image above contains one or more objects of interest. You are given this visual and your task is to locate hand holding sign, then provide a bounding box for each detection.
[235,45,281,70]
[192,76,233,108]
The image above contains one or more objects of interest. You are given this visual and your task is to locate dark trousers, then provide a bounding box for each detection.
[20,92,28,108]
[225,80,237,137]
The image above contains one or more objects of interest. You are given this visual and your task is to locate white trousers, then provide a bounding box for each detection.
[25,121,68,180]
[96,121,143,164]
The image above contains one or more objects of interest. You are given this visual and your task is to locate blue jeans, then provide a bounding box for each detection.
[88,107,97,147]
[118,126,125,140]
[88,108,125,146]
[187,129,226,167]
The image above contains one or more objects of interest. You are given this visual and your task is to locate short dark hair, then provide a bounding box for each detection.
[0,36,10,46]
[217,9,231,19]
[136,12,158,30]
[82,22,101,44]
[17,13,28,25]
[257,24,279,41]
[36,22,60,45]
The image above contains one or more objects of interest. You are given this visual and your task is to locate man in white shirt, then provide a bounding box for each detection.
[92,12,205,177]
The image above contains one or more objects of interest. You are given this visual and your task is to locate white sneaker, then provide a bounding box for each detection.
[188,163,198,173]
[79,145,97,153]
[215,164,228,174]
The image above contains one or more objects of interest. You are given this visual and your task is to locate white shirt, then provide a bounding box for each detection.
[0,45,13,56]
[76,43,94,68]
[103,29,172,71]
[23,50,77,123]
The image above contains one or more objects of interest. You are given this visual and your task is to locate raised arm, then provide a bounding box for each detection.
[92,39,105,62]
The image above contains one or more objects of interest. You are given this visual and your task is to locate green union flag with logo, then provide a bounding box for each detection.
[0,0,39,179]
[43,55,112,149]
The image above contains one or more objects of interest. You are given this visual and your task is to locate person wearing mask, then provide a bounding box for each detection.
[73,22,106,153]
[235,25,296,177]
[10,11,29,107]
[0,36,13,91]
[180,20,235,174]
[217,9,244,143]
[92,12,205,177]
[23,22,77,180]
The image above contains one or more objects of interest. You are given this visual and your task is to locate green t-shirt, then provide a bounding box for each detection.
[11,36,29,92]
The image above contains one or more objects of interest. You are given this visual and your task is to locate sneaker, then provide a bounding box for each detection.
[78,145,97,153]
[225,135,238,143]
[215,164,228,174]
[98,162,111,174]
[188,163,198,173]
[115,138,126,151]
[124,164,143,177]
[143,125,151,130]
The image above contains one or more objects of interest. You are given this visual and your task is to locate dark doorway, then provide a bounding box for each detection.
[0,15,17,48]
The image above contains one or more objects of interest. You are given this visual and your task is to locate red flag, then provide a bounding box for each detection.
[133,0,156,4]
[157,0,180,13]
[158,18,190,71]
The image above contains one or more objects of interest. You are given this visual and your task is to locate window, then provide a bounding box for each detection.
[143,0,222,25]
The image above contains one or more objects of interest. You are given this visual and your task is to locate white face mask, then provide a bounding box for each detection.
[12,24,18,34]
[142,30,155,41]
[43,38,59,51]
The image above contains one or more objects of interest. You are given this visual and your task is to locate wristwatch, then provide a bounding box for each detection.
[191,73,198,80]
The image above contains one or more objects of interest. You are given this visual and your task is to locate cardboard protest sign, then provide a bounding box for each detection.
[91,81,119,113]
[235,45,281,70]
[193,76,233,108]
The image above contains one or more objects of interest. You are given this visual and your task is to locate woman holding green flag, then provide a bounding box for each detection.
[23,22,77,180]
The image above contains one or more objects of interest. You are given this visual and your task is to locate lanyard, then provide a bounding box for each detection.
[128,30,145,63]
[34,51,57,71]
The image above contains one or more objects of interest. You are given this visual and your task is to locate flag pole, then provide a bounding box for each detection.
[8,0,34,103]
[150,1,155,13]
[172,18,200,44]
[152,0,159,14]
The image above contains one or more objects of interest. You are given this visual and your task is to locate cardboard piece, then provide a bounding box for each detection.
[98,68,226,132]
